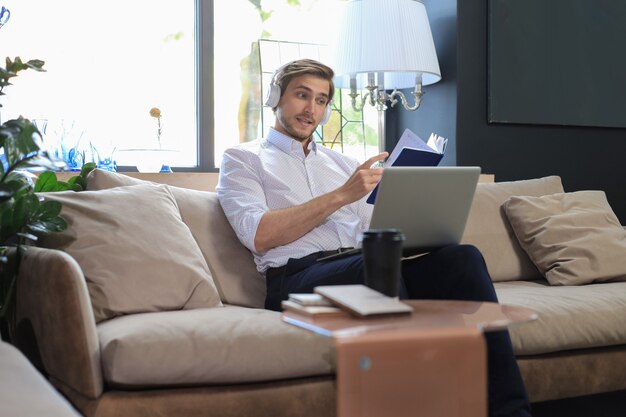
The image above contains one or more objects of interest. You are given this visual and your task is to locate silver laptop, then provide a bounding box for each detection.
[370,166,480,253]
[317,166,481,262]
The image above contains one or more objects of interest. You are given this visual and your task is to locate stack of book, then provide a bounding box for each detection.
[282,285,413,318]
[281,293,345,317]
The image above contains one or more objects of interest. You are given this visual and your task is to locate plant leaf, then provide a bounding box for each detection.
[80,162,97,178]
[25,59,46,72]
[20,193,41,225]
[5,57,46,74]
[38,200,62,220]
[0,184,13,204]
[0,202,17,241]
[46,216,68,232]
[15,154,67,172]
[15,232,38,243]
[29,216,67,234]
[73,175,86,191]
[10,195,27,233]
[34,171,58,192]
[5,170,35,185]
[3,179,31,200]
[0,117,40,167]
[54,181,72,191]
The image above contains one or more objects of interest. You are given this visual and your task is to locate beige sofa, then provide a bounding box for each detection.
[12,170,626,417]
[0,341,81,417]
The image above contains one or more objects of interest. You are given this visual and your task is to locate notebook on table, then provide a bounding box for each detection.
[314,285,413,317]
[317,166,481,261]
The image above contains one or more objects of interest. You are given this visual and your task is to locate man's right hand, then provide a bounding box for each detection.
[335,152,388,205]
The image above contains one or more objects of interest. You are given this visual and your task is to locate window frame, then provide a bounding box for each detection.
[195,0,216,172]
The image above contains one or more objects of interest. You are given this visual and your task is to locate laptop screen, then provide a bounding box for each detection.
[369,166,480,252]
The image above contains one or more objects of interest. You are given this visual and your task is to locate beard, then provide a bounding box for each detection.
[275,112,317,142]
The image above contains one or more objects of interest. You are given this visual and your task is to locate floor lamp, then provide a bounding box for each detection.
[332,0,442,153]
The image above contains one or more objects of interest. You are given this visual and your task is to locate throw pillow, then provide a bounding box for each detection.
[503,190,626,286]
[40,183,222,322]
[86,169,266,308]
[461,176,564,282]
[86,168,145,189]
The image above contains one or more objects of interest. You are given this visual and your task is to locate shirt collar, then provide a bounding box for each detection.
[266,128,318,157]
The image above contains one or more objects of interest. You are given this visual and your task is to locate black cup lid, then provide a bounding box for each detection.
[362,229,405,241]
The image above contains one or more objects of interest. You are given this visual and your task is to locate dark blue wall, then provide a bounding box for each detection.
[395,0,626,223]
[393,0,457,166]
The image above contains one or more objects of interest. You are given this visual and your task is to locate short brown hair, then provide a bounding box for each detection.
[274,59,335,103]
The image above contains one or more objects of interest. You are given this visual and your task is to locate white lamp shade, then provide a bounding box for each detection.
[332,0,442,90]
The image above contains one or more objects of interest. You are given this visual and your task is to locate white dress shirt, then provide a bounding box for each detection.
[217,128,373,273]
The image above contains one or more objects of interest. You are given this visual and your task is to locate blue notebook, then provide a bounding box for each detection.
[367,129,446,204]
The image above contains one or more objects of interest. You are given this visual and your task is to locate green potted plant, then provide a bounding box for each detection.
[0,56,95,341]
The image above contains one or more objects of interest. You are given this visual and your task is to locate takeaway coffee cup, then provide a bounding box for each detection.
[361,229,405,298]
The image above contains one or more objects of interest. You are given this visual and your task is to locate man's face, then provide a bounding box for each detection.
[273,74,330,142]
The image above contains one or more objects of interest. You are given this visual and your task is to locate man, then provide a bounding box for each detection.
[217,59,531,417]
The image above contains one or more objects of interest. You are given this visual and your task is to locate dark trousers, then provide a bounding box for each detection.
[265,244,531,417]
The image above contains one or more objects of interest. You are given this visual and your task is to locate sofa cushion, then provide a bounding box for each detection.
[503,190,626,286]
[97,306,334,386]
[86,169,266,308]
[461,176,564,282]
[495,280,626,355]
[40,184,222,322]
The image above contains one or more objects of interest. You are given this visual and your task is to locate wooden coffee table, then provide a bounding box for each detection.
[283,300,537,417]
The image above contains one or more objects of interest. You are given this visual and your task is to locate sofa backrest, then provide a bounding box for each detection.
[86,169,266,308]
[461,175,564,282]
[87,169,564,293]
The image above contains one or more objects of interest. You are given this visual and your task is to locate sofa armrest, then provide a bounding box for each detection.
[14,247,103,399]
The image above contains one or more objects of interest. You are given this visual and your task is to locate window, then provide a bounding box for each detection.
[214,0,379,168]
[2,0,197,170]
[1,0,377,172]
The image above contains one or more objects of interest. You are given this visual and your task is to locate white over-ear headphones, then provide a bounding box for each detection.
[264,63,333,126]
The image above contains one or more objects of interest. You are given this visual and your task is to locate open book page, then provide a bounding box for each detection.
[427,132,447,154]
[385,128,447,167]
